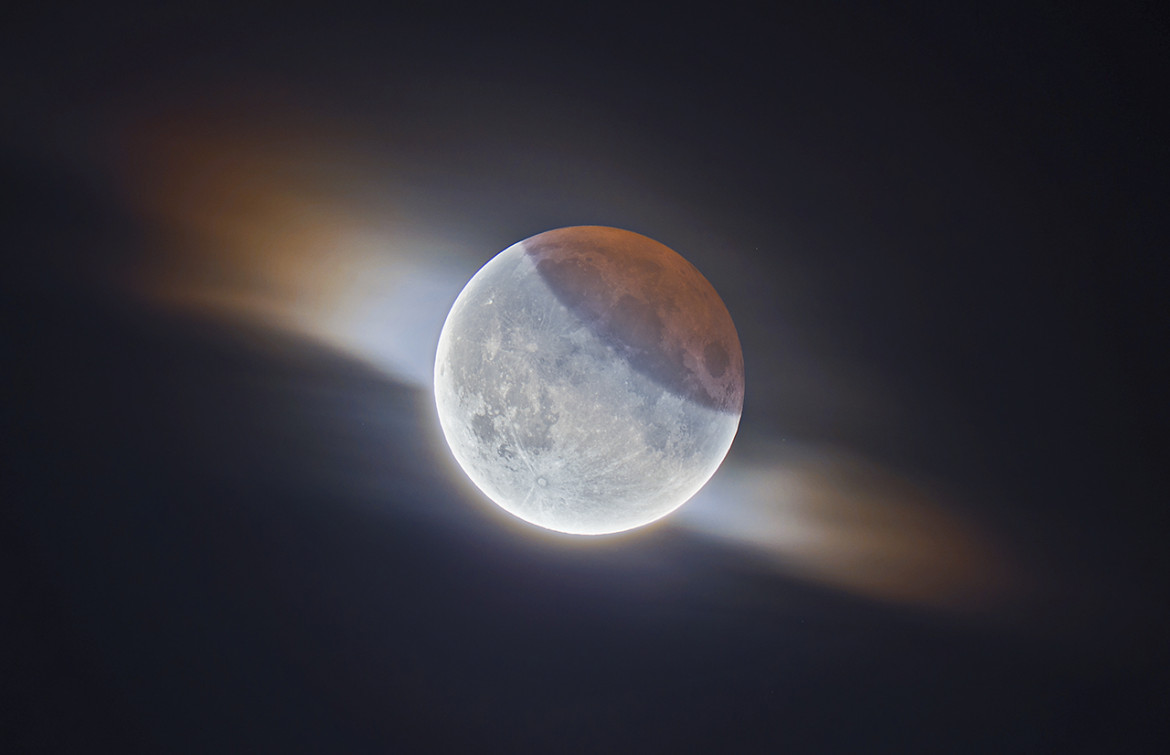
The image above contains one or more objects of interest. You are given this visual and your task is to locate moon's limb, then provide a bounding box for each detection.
[434,227,743,535]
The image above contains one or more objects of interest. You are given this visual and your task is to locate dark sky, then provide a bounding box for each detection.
[5,2,1168,752]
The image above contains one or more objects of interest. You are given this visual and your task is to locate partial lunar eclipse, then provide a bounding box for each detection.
[434,226,744,535]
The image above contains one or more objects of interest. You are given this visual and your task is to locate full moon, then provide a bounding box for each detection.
[434,226,744,535]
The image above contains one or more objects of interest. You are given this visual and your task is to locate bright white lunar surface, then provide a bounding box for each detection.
[434,226,744,535]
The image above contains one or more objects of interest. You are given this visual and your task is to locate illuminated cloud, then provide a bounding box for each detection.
[110,101,1022,617]
[679,440,1019,612]
[115,104,472,387]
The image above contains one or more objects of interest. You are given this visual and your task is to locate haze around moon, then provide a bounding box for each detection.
[434,226,743,535]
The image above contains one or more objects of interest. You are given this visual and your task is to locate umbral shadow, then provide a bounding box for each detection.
[523,226,745,415]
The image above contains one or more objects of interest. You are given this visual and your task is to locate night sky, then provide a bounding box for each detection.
[6,2,1168,752]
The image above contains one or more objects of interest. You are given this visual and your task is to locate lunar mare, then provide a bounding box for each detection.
[434,226,743,535]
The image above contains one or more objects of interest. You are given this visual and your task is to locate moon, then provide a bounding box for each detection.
[434,226,744,535]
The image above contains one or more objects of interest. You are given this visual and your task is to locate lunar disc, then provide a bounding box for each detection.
[434,226,744,535]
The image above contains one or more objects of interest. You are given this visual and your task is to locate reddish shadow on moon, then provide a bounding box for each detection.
[523,226,744,414]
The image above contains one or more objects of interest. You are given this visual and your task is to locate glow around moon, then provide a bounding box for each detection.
[434,226,744,535]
